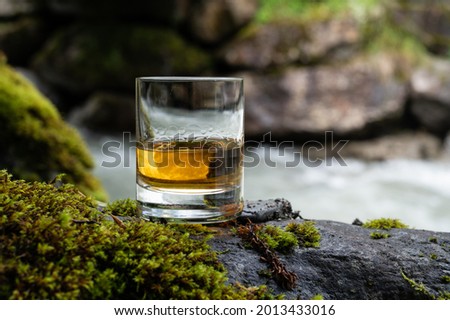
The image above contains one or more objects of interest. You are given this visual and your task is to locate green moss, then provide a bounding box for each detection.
[0,57,107,200]
[256,0,427,67]
[370,231,390,240]
[285,221,321,248]
[362,20,427,65]
[430,253,438,260]
[255,0,349,23]
[401,271,434,299]
[0,170,272,299]
[401,271,450,300]
[429,237,438,244]
[441,275,450,284]
[103,198,139,218]
[310,294,324,300]
[362,218,408,230]
[256,225,299,254]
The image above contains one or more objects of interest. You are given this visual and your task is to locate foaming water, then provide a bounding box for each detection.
[86,134,450,232]
[244,148,450,232]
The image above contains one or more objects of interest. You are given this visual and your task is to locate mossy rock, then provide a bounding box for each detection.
[33,24,212,94]
[0,55,107,200]
[0,170,271,299]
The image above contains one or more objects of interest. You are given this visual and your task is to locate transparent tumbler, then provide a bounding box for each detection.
[136,77,244,223]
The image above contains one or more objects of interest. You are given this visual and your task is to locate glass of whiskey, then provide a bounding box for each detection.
[136,77,244,223]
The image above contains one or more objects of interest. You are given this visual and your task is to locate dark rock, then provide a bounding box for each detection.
[33,24,212,94]
[220,16,360,69]
[410,58,450,136]
[0,18,46,65]
[337,131,442,161]
[241,55,408,139]
[186,0,259,44]
[352,218,363,226]
[238,198,300,223]
[70,92,134,133]
[210,218,450,299]
[45,0,188,25]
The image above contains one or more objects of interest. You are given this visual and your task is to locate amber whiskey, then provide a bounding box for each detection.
[137,138,243,191]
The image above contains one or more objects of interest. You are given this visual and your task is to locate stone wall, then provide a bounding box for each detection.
[1,0,450,160]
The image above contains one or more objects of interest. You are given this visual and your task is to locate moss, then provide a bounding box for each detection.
[103,198,139,218]
[441,275,450,284]
[401,271,434,299]
[310,294,324,300]
[285,221,321,248]
[430,253,438,260]
[257,225,299,254]
[0,57,107,201]
[0,170,273,299]
[362,218,408,230]
[429,237,438,244]
[256,0,427,68]
[401,271,450,300]
[236,223,298,290]
[362,19,427,66]
[255,0,349,24]
[370,231,391,240]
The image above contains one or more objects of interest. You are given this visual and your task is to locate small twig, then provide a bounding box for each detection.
[236,223,298,290]
[110,214,126,229]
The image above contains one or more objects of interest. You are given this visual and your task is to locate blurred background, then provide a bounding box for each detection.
[1,0,450,231]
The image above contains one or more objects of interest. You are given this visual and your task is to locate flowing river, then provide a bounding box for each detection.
[84,132,450,233]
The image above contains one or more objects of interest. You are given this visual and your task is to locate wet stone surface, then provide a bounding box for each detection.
[210,199,450,299]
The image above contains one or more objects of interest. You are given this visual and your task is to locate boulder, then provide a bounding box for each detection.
[410,58,450,136]
[33,24,212,95]
[220,16,360,69]
[70,91,135,133]
[241,55,408,139]
[209,199,450,299]
[185,0,259,44]
[210,216,450,299]
[336,131,442,161]
[0,55,107,200]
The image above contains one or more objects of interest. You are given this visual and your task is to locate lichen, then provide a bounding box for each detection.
[285,221,321,248]
[0,56,107,201]
[0,170,272,299]
[362,218,408,230]
[370,231,390,240]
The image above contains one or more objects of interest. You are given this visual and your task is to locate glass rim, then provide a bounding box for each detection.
[136,76,243,82]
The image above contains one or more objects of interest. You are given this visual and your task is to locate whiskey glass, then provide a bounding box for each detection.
[136,77,244,223]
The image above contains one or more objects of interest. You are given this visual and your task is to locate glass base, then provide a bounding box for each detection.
[136,183,243,224]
